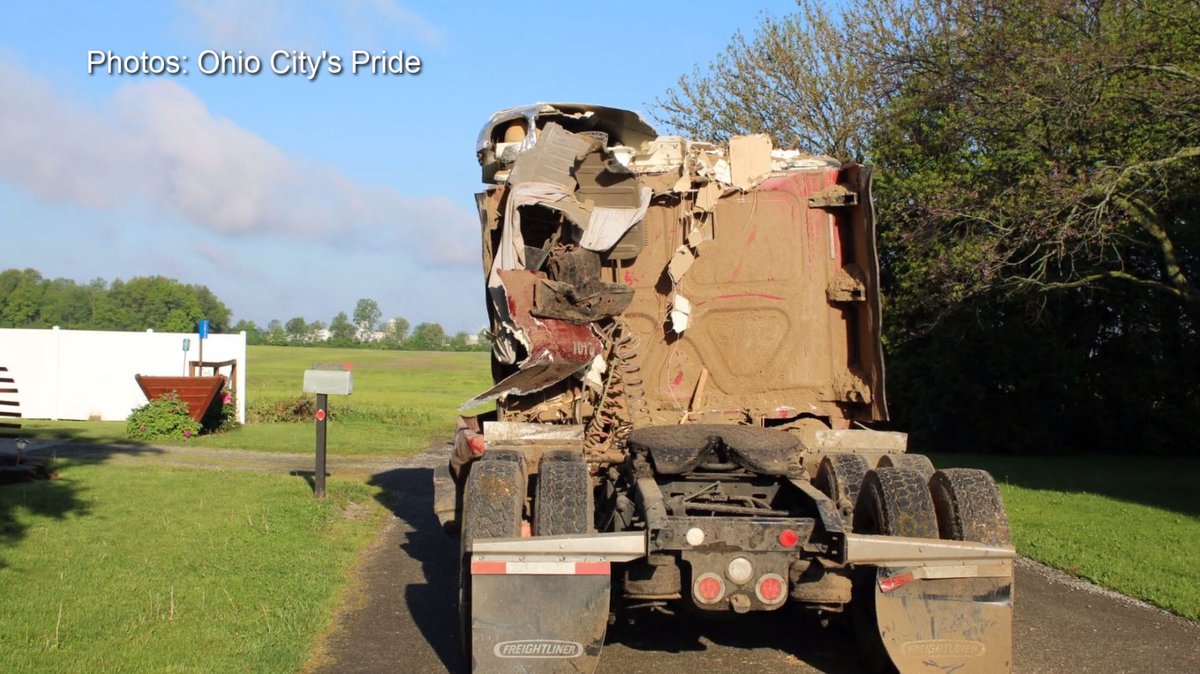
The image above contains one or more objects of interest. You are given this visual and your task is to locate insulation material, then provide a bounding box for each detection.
[729,134,773,190]
[580,187,653,252]
[669,294,692,334]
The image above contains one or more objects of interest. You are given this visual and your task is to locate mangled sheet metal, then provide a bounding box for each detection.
[465,102,879,427]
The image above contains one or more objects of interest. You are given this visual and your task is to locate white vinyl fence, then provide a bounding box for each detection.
[0,327,246,423]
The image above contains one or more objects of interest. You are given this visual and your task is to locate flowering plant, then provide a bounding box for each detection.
[126,392,202,441]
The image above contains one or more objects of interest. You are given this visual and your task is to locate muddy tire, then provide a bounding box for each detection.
[876,453,935,479]
[534,453,591,536]
[929,468,1011,545]
[852,467,938,673]
[813,454,870,522]
[852,467,939,538]
[459,458,525,660]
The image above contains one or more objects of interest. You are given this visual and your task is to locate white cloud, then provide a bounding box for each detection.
[0,59,475,266]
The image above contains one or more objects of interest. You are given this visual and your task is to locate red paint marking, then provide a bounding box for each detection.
[574,562,611,575]
[879,571,915,593]
[315,409,326,421]
[471,561,508,575]
[669,371,685,392]
[731,265,741,280]
[467,435,486,455]
[746,230,757,245]
[623,270,638,286]
[507,296,517,315]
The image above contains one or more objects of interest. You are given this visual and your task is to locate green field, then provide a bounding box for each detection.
[17,346,493,456]
[934,454,1200,621]
[0,461,388,673]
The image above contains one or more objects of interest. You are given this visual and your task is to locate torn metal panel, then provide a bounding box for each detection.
[533,278,634,324]
[508,122,594,188]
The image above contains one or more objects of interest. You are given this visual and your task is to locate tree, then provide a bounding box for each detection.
[329,311,356,346]
[382,316,410,348]
[265,319,287,345]
[285,316,309,343]
[652,0,926,161]
[406,322,446,350]
[353,298,382,337]
[231,319,264,344]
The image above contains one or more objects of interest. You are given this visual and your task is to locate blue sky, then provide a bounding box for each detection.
[0,1,793,333]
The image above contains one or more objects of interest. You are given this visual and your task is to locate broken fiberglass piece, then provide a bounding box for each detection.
[507,122,594,188]
[729,133,774,190]
[667,245,696,285]
[476,102,659,167]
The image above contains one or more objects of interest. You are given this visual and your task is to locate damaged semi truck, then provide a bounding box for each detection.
[433,103,1015,673]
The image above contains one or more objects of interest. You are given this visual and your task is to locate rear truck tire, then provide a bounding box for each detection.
[851,468,939,673]
[458,457,525,662]
[534,452,592,535]
[852,467,939,539]
[813,454,870,523]
[928,468,1011,545]
[876,453,936,479]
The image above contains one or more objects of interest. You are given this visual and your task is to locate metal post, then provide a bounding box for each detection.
[315,392,328,498]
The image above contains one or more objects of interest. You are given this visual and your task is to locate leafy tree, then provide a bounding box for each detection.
[406,322,446,351]
[231,319,264,344]
[265,319,287,345]
[353,298,382,337]
[382,316,410,348]
[285,316,309,343]
[329,311,357,346]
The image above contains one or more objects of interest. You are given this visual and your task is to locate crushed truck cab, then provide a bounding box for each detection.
[434,103,1015,673]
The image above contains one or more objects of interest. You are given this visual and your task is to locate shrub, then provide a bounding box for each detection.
[126,392,201,441]
[201,388,240,433]
[247,396,316,423]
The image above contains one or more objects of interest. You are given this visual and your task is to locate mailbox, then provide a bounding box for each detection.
[303,369,353,395]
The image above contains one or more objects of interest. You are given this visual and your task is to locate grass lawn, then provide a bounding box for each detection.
[0,460,389,673]
[934,454,1200,621]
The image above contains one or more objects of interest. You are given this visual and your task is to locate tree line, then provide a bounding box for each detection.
[0,269,487,352]
[234,298,490,352]
[656,0,1200,455]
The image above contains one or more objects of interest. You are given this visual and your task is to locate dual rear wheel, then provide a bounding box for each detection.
[850,465,1010,673]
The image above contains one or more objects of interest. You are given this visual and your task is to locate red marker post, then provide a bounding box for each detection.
[302,363,353,498]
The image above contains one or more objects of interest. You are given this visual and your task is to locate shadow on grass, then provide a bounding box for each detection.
[0,437,164,567]
[930,453,1200,518]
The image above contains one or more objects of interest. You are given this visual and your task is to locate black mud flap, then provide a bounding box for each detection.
[872,564,1013,673]
[470,563,611,673]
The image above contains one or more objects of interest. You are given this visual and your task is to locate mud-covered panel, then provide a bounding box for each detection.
[617,167,879,423]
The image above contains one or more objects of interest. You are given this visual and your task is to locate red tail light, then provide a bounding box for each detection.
[755,573,786,604]
[694,573,726,604]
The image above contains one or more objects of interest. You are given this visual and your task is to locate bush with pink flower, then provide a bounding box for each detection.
[125,392,202,441]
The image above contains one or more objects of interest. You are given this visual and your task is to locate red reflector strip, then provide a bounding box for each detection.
[471,561,508,575]
[574,562,611,575]
[879,571,915,593]
[471,561,611,576]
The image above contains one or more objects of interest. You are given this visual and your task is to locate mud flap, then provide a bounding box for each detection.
[471,568,610,672]
[468,532,645,673]
[872,562,1013,673]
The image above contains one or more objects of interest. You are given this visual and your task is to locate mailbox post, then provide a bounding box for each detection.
[302,364,353,498]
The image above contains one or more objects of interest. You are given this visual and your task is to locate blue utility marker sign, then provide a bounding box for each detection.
[198,320,210,339]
